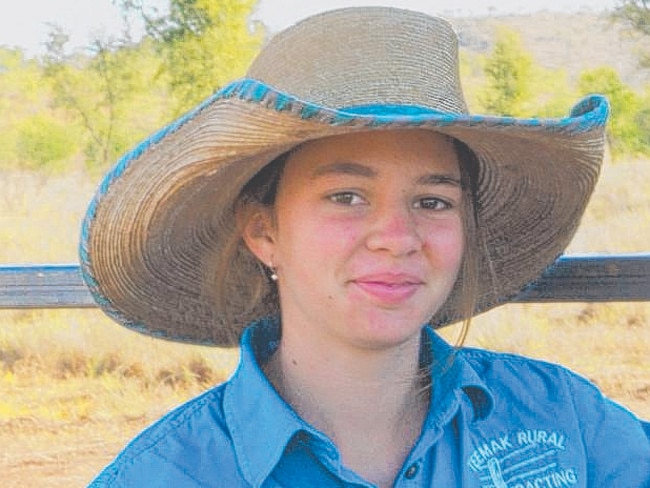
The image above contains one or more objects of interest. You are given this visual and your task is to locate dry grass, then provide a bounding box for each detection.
[0,156,648,486]
[567,155,650,254]
[0,308,239,487]
[0,170,95,263]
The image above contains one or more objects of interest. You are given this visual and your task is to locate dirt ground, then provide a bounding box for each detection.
[0,416,153,487]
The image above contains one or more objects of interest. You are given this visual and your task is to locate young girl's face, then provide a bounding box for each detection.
[246,129,464,351]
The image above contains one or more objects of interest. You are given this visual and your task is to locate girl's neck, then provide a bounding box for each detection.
[263,327,430,487]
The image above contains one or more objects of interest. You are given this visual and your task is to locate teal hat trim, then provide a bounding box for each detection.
[79,78,609,345]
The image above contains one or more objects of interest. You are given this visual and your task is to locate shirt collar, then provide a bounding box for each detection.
[423,327,494,422]
[223,316,306,487]
[224,319,494,486]
[223,317,342,486]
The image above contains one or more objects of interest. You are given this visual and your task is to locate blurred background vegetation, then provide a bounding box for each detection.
[2,0,650,177]
[1,0,264,174]
[0,1,649,485]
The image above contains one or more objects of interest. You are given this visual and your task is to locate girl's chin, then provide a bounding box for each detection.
[342,315,428,351]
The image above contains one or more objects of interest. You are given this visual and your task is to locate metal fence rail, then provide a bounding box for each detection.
[0,254,648,309]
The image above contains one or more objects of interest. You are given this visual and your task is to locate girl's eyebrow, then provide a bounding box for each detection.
[310,161,377,180]
[416,174,462,186]
[310,162,461,187]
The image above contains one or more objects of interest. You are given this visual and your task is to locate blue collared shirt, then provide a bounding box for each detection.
[89,317,650,487]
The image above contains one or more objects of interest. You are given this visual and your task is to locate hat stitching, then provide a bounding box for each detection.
[220,79,610,132]
[218,79,609,131]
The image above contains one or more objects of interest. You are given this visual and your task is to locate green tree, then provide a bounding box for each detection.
[612,1,650,67]
[0,48,43,111]
[120,0,264,114]
[612,1,650,35]
[41,0,264,169]
[15,114,78,169]
[578,66,645,156]
[480,27,534,116]
[630,84,650,150]
[461,47,574,117]
[0,48,49,167]
[43,27,170,170]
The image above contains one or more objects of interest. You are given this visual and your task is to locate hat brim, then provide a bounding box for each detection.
[80,79,609,346]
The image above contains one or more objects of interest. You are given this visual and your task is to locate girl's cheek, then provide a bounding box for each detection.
[426,223,464,264]
[320,226,359,254]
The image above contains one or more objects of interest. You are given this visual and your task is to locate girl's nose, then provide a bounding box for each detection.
[364,205,424,257]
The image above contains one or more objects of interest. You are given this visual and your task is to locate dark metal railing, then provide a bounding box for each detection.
[0,254,648,309]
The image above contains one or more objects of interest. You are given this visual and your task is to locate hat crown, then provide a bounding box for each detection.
[247,7,468,114]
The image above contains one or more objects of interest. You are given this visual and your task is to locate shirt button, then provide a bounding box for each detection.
[404,463,419,479]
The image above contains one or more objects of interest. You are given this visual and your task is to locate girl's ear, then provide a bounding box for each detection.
[241,207,277,264]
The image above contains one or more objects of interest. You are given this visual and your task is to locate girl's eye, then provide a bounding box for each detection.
[329,192,366,206]
[414,197,452,210]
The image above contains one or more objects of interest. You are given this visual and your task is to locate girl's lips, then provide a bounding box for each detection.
[350,274,424,305]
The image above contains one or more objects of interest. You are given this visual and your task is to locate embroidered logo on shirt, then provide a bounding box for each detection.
[467,429,578,488]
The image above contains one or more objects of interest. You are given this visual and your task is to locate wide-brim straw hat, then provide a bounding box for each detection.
[80,7,609,346]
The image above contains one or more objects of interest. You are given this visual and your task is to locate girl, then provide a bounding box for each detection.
[82,7,650,487]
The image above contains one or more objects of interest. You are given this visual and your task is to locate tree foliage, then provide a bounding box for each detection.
[5,5,650,172]
[0,49,43,109]
[15,114,77,169]
[612,1,650,66]
[0,48,82,171]
[36,0,264,171]
[43,27,172,170]
[604,2,650,155]
[612,0,650,36]
[462,43,574,118]
[44,28,126,169]
[119,0,264,113]
[480,27,534,116]
[578,66,650,156]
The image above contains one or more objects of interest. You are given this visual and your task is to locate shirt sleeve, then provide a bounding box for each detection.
[565,368,650,486]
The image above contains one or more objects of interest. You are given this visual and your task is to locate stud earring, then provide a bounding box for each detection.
[269,262,278,282]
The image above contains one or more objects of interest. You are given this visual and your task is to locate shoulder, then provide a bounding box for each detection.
[458,347,650,485]
[456,345,649,435]
[460,345,569,373]
[459,346,594,394]
[88,383,246,487]
[459,346,634,416]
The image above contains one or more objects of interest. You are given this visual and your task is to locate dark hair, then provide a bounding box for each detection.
[238,152,290,208]
[209,152,290,337]
[449,138,480,346]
